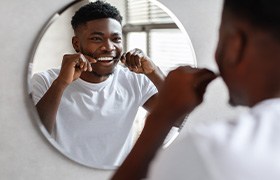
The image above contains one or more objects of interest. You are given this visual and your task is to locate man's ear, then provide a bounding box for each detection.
[226,29,247,66]
[72,36,80,53]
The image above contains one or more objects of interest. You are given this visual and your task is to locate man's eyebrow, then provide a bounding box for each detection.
[90,32,122,36]
[112,32,122,36]
[90,32,104,36]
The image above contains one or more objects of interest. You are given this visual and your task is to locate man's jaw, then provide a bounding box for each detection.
[90,70,114,77]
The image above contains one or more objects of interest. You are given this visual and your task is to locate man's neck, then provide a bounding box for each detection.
[80,71,111,83]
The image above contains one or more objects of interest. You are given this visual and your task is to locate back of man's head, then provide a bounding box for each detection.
[222,0,280,106]
[71,0,123,31]
[224,0,280,41]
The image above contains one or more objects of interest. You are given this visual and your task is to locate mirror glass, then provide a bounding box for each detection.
[28,0,197,169]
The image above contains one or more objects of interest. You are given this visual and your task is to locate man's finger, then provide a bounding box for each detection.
[195,70,217,96]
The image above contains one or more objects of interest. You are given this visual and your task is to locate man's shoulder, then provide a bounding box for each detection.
[31,68,60,84]
[191,99,280,144]
[33,68,60,79]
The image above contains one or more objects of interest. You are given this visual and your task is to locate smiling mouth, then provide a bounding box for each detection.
[96,56,120,64]
[97,57,114,61]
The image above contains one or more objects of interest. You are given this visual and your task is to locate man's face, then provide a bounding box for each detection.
[73,18,123,77]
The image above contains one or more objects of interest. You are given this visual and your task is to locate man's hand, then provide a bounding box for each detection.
[155,66,217,123]
[57,53,96,85]
[121,48,157,75]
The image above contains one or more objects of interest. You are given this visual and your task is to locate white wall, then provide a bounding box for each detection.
[0,0,246,179]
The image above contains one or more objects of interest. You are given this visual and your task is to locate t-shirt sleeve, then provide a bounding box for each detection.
[31,73,51,105]
[138,75,158,107]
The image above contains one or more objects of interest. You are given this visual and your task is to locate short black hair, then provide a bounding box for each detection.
[71,0,123,31]
[224,0,280,39]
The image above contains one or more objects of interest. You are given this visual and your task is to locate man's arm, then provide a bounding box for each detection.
[35,54,94,133]
[121,48,165,112]
[142,66,165,112]
[35,78,68,133]
[112,66,217,180]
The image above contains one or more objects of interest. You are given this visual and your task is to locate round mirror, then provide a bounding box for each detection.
[28,0,196,170]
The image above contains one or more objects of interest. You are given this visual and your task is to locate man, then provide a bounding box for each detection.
[31,1,165,167]
[112,0,280,179]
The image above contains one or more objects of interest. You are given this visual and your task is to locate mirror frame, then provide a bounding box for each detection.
[27,0,197,170]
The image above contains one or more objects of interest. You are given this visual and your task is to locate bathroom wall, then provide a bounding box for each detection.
[0,0,245,179]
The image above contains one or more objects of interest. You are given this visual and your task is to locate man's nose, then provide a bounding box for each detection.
[101,40,116,51]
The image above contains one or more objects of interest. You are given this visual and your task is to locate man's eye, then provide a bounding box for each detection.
[113,37,122,43]
[90,37,102,41]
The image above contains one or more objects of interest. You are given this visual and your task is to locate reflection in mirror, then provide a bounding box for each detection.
[28,0,196,169]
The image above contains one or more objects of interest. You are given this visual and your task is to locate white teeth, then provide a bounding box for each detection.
[97,57,114,61]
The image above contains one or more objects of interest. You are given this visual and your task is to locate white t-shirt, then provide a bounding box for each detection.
[31,65,157,168]
[148,98,280,180]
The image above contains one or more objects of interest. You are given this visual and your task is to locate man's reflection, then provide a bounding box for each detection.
[31,1,165,167]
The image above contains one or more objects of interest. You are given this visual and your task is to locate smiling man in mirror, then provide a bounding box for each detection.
[31,0,165,167]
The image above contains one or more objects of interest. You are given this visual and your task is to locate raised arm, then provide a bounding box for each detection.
[111,66,217,180]
[35,54,94,133]
[121,48,165,112]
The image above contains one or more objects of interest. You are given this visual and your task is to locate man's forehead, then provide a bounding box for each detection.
[77,18,122,33]
[75,18,122,35]
[84,18,122,29]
